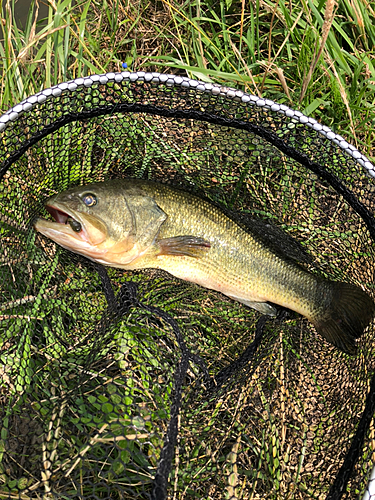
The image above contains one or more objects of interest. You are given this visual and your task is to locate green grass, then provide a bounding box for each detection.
[1,0,375,498]
[0,0,104,108]
[1,0,375,156]
[150,0,375,152]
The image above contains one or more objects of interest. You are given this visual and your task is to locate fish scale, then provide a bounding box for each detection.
[34,178,375,354]
[139,182,318,314]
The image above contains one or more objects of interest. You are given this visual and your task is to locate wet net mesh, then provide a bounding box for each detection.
[0,72,375,499]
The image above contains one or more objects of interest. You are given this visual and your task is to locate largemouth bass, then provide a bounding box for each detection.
[34,179,375,355]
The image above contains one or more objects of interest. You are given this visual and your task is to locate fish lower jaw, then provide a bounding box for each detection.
[35,228,106,261]
[55,242,106,258]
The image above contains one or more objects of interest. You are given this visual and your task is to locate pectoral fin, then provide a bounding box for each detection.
[157,236,211,258]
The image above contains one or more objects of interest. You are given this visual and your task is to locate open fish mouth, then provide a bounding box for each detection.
[46,205,71,224]
[34,202,88,244]
[34,201,108,251]
[45,205,83,233]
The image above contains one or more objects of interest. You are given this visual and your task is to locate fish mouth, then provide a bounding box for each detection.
[34,202,90,246]
[46,205,73,225]
[34,200,108,255]
[45,203,86,235]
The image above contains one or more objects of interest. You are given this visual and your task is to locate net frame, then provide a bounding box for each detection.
[1,72,374,177]
[0,71,374,499]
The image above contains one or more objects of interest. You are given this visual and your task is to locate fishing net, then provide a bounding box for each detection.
[0,72,375,500]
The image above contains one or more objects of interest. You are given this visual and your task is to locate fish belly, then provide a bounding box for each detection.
[125,243,318,321]
[124,183,320,320]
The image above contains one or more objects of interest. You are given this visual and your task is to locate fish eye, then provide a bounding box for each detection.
[82,193,97,207]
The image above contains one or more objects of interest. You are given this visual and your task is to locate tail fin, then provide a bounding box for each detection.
[313,282,375,355]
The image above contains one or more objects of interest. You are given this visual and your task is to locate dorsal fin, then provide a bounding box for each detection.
[203,193,312,266]
[237,214,313,265]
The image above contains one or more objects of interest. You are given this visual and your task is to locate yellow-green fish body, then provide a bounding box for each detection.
[126,183,314,315]
[34,179,375,354]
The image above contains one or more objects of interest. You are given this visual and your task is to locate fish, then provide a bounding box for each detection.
[34,179,375,355]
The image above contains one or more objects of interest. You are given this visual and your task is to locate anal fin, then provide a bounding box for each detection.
[230,295,277,316]
[157,235,211,258]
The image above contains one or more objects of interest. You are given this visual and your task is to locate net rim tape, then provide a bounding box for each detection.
[0,70,373,178]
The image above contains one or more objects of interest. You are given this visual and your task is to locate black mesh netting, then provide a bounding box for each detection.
[0,72,375,499]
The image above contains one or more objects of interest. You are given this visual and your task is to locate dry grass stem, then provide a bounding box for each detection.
[326,52,358,146]
[299,0,336,103]
[229,40,261,96]
[275,66,292,102]
[259,8,304,97]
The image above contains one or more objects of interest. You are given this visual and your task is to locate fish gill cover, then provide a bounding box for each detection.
[0,72,375,499]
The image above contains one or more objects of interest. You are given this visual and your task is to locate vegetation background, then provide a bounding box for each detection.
[1,0,375,497]
[1,0,375,158]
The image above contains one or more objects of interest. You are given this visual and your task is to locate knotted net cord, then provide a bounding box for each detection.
[95,258,375,499]
[94,261,274,500]
[1,73,375,499]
